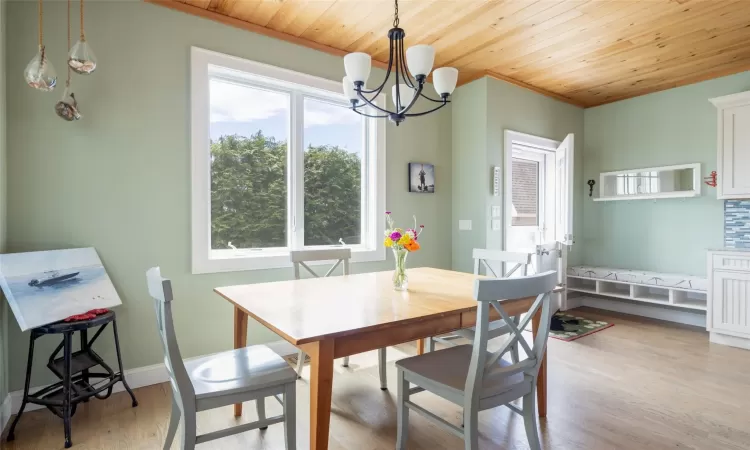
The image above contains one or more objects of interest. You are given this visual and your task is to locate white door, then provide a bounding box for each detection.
[712,270,750,335]
[555,133,574,246]
[503,131,574,301]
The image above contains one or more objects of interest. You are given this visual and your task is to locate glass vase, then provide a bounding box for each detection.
[68,38,97,75]
[24,46,57,92]
[392,248,409,291]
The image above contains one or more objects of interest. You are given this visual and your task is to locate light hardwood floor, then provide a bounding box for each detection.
[3,307,750,450]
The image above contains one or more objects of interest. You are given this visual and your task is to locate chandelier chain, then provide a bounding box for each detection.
[393,0,399,27]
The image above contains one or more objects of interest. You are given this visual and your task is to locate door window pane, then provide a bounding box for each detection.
[511,158,539,226]
[303,97,363,246]
[209,79,289,249]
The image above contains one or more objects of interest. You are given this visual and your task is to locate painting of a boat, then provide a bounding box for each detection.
[0,248,121,331]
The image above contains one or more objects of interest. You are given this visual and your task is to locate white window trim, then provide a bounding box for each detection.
[191,47,386,274]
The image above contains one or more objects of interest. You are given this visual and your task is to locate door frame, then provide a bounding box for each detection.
[503,130,560,254]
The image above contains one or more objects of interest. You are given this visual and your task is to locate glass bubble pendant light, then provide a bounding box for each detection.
[24,0,57,92]
[56,0,81,122]
[68,0,96,74]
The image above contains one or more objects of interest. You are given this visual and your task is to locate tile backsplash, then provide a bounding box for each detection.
[725,200,750,248]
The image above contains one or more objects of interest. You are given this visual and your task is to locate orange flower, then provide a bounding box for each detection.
[405,240,420,252]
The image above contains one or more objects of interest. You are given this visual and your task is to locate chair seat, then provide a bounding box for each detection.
[185,345,297,401]
[454,319,511,340]
[396,344,528,403]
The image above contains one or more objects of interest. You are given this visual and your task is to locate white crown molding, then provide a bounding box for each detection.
[709,90,750,108]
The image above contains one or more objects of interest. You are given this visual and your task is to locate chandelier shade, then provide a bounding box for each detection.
[344,53,372,84]
[391,84,415,111]
[405,45,435,77]
[342,0,457,126]
[433,67,459,97]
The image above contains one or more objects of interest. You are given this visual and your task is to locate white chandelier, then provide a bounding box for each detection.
[342,0,458,126]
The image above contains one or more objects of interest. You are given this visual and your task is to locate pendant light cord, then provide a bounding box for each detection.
[393,0,399,27]
[37,0,43,49]
[80,0,85,41]
[65,0,71,91]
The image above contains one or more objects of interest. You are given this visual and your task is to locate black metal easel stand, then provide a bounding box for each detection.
[6,311,138,448]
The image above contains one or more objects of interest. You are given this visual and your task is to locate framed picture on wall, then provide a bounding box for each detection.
[409,163,435,193]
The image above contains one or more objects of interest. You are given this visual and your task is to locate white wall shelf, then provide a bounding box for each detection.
[593,191,701,202]
[567,275,707,311]
[593,163,701,202]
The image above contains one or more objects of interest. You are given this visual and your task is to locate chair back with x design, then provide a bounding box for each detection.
[465,271,557,404]
[290,248,351,279]
[472,248,533,278]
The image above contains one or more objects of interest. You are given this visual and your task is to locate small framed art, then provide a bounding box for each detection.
[409,163,435,193]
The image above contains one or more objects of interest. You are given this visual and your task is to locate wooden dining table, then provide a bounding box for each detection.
[215,267,551,450]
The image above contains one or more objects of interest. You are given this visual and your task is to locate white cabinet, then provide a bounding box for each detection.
[710,91,750,199]
[708,250,750,350]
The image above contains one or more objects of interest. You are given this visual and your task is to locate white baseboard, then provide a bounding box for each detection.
[573,295,706,328]
[562,295,584,310]
[710,332,750,350]
[1,394,11,436]
[10,361,171,415]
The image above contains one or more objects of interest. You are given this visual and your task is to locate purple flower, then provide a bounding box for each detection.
[390,231,402,241]
[385,211,391,215]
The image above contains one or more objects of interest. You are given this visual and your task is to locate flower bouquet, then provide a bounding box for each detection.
[384,212,424,290]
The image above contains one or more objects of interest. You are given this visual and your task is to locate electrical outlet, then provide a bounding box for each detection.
[458,220,472,231]
[491,206,502,218]
[491,219,502,231]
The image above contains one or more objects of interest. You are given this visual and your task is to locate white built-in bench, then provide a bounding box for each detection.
[566,267,707,319]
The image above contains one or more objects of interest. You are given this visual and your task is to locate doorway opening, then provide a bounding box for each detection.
[503,130,574,274]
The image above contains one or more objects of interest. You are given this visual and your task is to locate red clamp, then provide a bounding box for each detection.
[704,171,717,187]
[63,308,110,322]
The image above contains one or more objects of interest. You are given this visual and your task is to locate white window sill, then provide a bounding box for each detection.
[192,246,386,274]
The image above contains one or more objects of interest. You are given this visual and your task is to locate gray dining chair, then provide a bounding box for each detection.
[426,248,533,361]
[265,248,388,389]
[146,267,298,450]
[396,270,557,450]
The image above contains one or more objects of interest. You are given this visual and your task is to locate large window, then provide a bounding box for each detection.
[191,48,385,273]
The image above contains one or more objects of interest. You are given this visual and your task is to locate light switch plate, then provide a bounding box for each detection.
[458,220,472,231]
[491,206,502,218]
[491,219,502,231]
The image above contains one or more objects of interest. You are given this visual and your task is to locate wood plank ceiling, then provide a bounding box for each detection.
[150,0,750,107]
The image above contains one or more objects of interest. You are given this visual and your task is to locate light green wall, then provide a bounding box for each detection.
[583,71,750,276]
[0,0,8,404]
[4,1,452,391]
[451,78,488,273]
[451,77,585,273]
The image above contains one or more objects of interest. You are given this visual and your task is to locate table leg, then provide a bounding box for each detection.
[416,338,425,355]
[233,306,248,417]
[531,308,547,418]
[303,339,334,450]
